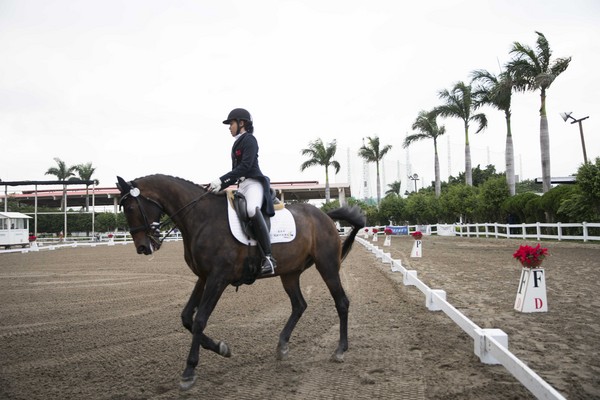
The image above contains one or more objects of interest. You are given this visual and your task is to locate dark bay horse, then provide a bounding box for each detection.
[116,174,365,390]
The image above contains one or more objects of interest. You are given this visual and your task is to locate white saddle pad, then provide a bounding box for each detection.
[227,201,296,245]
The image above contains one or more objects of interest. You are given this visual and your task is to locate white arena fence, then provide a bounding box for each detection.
[365,221,600,242]
[0,231,183,254]
[357,237,566,400]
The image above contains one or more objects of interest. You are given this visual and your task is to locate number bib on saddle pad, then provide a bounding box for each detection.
[226,197,296,245]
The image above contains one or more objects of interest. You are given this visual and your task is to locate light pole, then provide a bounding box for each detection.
[409,173,420,192]
[560,112,590,163]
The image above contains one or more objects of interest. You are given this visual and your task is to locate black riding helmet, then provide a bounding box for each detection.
[223,108,254,134]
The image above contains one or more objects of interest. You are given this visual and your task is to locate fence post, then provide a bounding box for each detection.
[536,222,541,241]
[557,222,562,241]
[522,223,526,240]
[583,222,588,242]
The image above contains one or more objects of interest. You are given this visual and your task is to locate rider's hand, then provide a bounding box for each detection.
[208,179,222,193]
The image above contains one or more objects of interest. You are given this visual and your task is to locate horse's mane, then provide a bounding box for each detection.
[134,174,206,191]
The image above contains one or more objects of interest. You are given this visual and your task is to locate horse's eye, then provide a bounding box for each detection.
[123,203,135,214]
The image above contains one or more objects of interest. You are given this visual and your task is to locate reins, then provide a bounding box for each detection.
[155,190,211,244]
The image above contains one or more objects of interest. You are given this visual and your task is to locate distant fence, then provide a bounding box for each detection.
[358,237,566,400]
[0,231,183,254]
[365,222,600,243]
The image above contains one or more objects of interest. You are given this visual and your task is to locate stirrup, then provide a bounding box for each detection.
[260,256,276,275]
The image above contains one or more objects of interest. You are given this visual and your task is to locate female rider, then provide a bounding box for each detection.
[207,108,276,275]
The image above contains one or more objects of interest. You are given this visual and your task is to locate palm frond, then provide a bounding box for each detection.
[472,113,488,133]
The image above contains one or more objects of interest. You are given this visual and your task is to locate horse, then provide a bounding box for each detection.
[116,174,366,390]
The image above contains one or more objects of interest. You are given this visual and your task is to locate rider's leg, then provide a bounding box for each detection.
[239,179,277,275]
[250,208,276,275]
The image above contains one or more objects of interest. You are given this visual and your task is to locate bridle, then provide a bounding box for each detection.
[119,187,165,249]
[119,182,210,248]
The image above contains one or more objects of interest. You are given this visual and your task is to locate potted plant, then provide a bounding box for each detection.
[411,231,423,240]
[513,244,548,268]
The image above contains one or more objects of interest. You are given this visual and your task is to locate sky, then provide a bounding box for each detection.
[1,0,599,199]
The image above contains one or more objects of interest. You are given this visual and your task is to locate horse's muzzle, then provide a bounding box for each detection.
[137,244,152,255]
[137,239,160,255]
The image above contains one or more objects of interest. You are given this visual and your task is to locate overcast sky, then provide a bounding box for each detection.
[1,0,599,198]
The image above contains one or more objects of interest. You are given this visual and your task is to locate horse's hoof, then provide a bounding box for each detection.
[179,374,197,391]
[330,352,345,363]
[276,344,289,361]
[218,341,231,358]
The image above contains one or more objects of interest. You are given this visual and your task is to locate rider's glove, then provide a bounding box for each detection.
[208,179,222,193]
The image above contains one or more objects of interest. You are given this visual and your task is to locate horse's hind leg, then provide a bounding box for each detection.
[316,260,349,363]
[277,272,308,360]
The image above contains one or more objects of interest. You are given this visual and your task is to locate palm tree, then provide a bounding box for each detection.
[471,68,519,196]
[507,31,571,193]
[358,136,392,206]
[74,162,98,212]
[300,139,341,203]
[45,157,77,211]
[385,180,402,197]
[404,110,446,198]
[435,81,487,186]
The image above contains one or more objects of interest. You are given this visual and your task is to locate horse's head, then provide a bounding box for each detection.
[117,176,164,255]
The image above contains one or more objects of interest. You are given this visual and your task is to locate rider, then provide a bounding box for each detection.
[207,108,277,275]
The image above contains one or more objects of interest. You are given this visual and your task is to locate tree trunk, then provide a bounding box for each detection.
[61,184,67,212]
[539,89,551,193]
[376,161,381,206]
[85,185,90,212]
[505,112,516,196]
[464,125,472,186]
[434,140,441,198]
[324,166,331,203]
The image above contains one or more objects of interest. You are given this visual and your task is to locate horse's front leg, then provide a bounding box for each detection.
[180,277,230,391]
[181,278,205,333]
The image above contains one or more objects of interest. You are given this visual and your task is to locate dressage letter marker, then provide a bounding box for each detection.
[410,240,422,257]
[514,268,548,312]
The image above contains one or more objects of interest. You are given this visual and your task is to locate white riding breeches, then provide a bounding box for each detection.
[238,178,264,218]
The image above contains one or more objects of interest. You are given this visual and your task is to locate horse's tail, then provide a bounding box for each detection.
[326,206,366,262]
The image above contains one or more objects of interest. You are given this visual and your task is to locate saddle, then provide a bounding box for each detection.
[227,189,284,239]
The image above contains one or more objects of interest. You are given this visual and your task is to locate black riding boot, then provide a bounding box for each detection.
[250,210,277,275]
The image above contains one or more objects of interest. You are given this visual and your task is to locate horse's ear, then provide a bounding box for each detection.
[116,176,130,194]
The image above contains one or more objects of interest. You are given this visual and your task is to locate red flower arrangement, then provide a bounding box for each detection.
[28,234,37,242]
[513,244,548,268]
[384,228,393,235]
[107,233,114,239]
[411,231,423,240]
[372,228,379,234]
